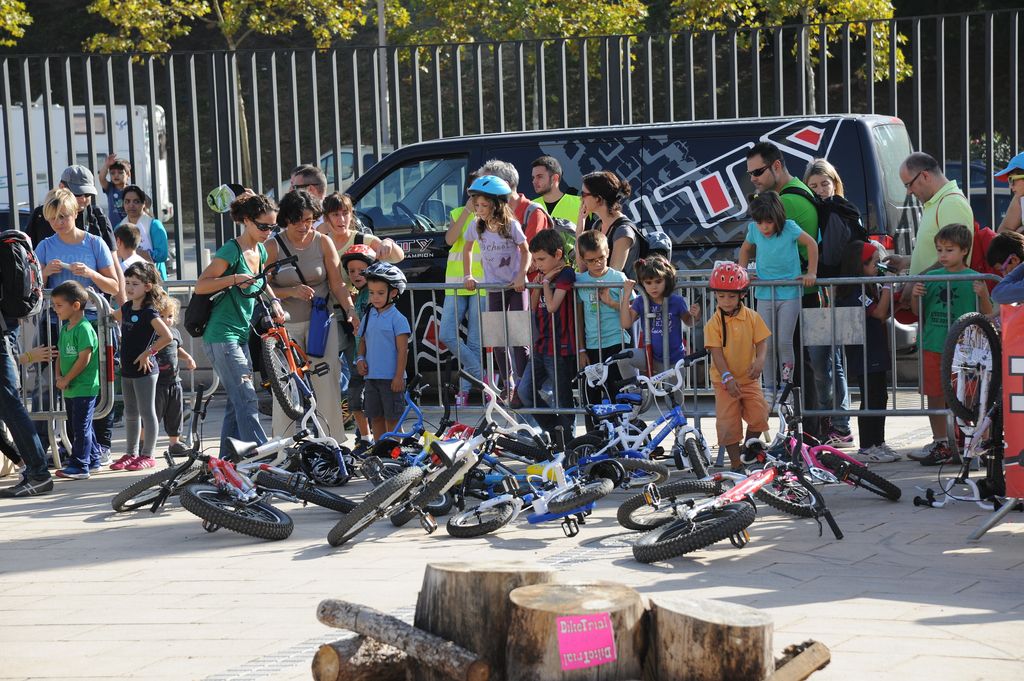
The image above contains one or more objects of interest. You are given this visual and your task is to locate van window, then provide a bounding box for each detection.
[871,123,918,252]
[354,156,467,233]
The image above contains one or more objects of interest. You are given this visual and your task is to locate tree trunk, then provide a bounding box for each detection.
[317,599,489,681]
[505,582,645,681]
[413,562,557,681]
[645,595,774,681]
[311,636,408,681]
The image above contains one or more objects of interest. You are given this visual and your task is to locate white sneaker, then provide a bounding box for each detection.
[909,440,945,461]
[858,446,899,463]
[875,443,901,461]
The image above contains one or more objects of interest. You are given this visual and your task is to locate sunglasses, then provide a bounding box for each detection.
[747,164,771,178]
[903,170,924,190]
[291,182,321,190]
[254,221,276,232]
[580,191,594,198]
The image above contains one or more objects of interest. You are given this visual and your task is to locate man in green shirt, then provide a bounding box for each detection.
[531,155,581,221]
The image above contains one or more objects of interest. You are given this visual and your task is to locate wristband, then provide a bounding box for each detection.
[356,355,366,362]
[720,371,733,378]
[149,348,158,357]
[721,374,735,384]
[270,297,282,303]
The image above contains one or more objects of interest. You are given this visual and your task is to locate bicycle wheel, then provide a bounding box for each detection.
[546,478,615,515]
[616,479,721,531]
[179,484,294,540]
[111,464,204,513]
[632,502,756,563]
[390,464,461,527]
[566,434,607,469]
[754,474,818,518]
[446,501,517,538]
[254,470,356,513]
[673,435,708,478]
[299,443,352,487]
[327,466,424,547]
[941,312,1001,424]
[608,458,670,486]
[817,451,902,501]
[260,336,306,421]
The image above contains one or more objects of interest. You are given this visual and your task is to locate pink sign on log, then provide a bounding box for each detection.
[556,612,617,671]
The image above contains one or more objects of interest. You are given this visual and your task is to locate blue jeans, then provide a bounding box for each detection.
[65,396,99,470]
[0,327,48,480]
[439,294,483,392]
[807,345,851,432]
[517,353,576,444]
[203,340,267,450]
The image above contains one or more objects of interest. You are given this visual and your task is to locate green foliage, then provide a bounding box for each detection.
[393,0,648,44]
[83,0,371,53]
[0,0,32,47]
[669,0,912,84]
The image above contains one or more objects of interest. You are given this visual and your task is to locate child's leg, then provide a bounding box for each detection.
[135,372,160,458]
[384,378,407,433]
[863,371,888,448]
[928,394,948,440]
[370,417,388,440]
[165,380,184,445]
[64,397,92,471]
[922,350,947,440]
[738,381,771,456]
[713,384,744,470]
[364,380,388,441]
[756,298,780,392]
[122,377,142,457]
[348,372,370,439]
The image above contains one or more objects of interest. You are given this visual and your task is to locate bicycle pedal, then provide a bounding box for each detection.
[642,482,661,508]
[650,446,666,459]
[419,513,438,534]
[728,529,750,548]
[561,516,580,538]
[202,520,220,533]
[313,362,331,377]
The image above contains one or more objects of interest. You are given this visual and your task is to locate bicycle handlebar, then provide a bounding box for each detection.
[236,255,300,299]
[637,349,710,396]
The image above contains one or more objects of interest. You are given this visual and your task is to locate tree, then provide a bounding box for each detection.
[668,0,912,113]
[0,0,31,47]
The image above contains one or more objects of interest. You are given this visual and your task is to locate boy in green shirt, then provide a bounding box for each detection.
[52,281,101,479]
[910,223,992,465]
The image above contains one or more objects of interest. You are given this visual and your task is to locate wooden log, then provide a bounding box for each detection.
[317,599,489,681]
[311,636,407,681]
[413,562,557,681]
[645,595,774,681]
[767,641,831,681]
[505,581,646,681]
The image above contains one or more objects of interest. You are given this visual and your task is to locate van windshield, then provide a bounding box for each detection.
[871,123,919,254]
[354,156,468,234]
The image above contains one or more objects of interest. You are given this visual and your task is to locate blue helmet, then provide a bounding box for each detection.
[469,175,513,198]
[646,230,672,255]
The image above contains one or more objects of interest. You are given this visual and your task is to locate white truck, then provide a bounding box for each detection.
[0,101,173,223]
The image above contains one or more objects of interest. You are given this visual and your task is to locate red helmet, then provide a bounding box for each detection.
[341,243,377,269]
[709,261,749,292]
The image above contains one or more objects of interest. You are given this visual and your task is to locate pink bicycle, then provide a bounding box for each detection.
[746,383,902,504]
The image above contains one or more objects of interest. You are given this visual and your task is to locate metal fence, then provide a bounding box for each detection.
[0,9,1020,278]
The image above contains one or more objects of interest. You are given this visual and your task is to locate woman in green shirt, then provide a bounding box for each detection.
[195,193,285,449]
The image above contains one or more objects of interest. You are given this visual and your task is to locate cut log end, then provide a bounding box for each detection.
[311,637,407,681]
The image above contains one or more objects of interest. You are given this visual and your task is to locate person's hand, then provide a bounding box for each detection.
[725,379,741,398]
[43,260,64,277]
[512,273,527,293]
[23,346,57,364]
[232,273,253,288]
[391,374,405,393]
[356,358,368,376]
[748,357,765,380]
[689,302,701,321]
[912,282,926,298]
[376,239,398,261]
[134,351,152,373]
[577,349,590,367]
[802,272,817,287]
[69,262,94,279]
[576,201,588,232]
[55,376,69,391]
[884,254,910,273]
[464,276,477,292]
[973,279,991,298]
[622,279,635,297]
[103,153,116,169]
[182,354,197,371]
[291,284,315,302]
[599,287,614,306]
[271,301,286,323]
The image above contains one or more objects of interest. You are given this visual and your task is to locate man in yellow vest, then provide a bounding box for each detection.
[531,156,581,221]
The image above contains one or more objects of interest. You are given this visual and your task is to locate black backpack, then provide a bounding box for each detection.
[780,186,866,277]
[0,230,43,323]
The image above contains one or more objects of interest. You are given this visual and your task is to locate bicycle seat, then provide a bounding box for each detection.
[428,439,461,468]
[586,402,634,419]
[615,392,643,405]
[223,437,259,462]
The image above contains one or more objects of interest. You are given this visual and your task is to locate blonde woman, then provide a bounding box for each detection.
[804,158,846,200]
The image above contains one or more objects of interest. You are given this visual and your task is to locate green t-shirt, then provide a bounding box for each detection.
[778,177,819,293]
[59,318,99,398]
[921,267,980,353]
[353,287,370,338]
[202,240,268,344]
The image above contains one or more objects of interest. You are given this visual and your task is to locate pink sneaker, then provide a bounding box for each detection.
[125,456,156,471]
[455,391,469,407]
[109,454,136,471]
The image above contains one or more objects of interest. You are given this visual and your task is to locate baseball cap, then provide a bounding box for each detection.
[993,151,1024,183]
[60,165,97,195]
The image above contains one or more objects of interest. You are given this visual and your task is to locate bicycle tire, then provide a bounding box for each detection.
[632,502,756,563]
[546,478,614,515]
[111,464,204,513]
[260,336,306,421]
[817,451,902,501]
[446,500,517,538]
[941,312,1001,424]
[327,466,424,547]
[566,434,607,469]
[390,463,462,526]
[681,435,709,478]
[607,457,670,486]
[754,475,818,518]
[254,470,356,513]
[495,435,551,461]
[179,484,294,540]
[616,479,721,531]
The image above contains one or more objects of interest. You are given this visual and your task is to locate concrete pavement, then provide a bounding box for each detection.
[1,405,1023,681]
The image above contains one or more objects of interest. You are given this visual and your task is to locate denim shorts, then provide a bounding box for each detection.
[363,379,405,420]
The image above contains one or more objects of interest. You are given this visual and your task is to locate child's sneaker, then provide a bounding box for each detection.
[855,446,899,464]
[825,430,855,449]
[455,391,470,407]
[125,456,156,471]
[919,441,953,466]
[97,446,112,466]
[875,443,901,461]
[109,454,136,471]
[168,442,191,458]
[55,466,90,480]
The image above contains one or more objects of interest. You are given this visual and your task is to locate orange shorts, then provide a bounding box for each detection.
[713,380,770,447]
[921,350,943,397]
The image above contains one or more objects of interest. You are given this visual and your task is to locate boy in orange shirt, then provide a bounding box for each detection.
[704,262,772,472]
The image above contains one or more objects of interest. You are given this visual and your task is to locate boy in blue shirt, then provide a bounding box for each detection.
[355,263,411,439]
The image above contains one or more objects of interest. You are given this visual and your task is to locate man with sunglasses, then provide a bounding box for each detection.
[289,164,327,201]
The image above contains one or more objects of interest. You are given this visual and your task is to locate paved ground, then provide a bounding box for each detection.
[1,405,1023,681]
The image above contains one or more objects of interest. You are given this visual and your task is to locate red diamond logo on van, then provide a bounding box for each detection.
[787,126,825,150]
[697,172,733,216]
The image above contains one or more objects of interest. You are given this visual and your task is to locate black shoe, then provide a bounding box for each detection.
[168,442,191,458]
[919,441,954,466]
[0,475,54,497]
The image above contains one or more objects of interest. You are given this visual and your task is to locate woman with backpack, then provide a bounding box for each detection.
[576,171,642,280]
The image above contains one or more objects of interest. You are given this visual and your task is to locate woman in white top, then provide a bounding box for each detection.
[118,185,170,279]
